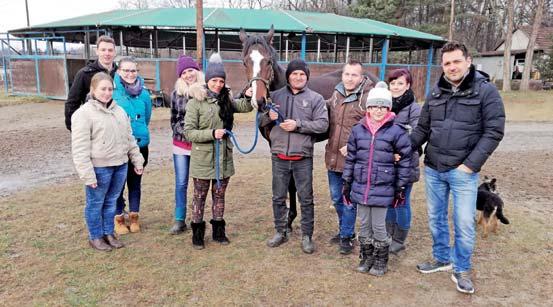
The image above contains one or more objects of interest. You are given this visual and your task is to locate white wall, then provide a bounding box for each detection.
[472,56,515,81]
[496,30,529,51]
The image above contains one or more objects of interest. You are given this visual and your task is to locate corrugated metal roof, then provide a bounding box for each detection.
[12,8,444,42]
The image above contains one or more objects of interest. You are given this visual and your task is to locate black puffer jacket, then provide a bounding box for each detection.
[411,65,505,173]
[64,60,117,130]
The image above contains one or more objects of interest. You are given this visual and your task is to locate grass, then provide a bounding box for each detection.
[500,90,553,121]
[1,157,552,305]
[0,93,50,107]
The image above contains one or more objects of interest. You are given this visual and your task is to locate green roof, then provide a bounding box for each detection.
[12,8,444,42]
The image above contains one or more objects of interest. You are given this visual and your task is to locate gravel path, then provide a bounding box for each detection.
[1,101,551,197]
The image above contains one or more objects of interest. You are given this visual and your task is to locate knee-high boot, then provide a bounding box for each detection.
[369,238,391,276]
[356,237,375,273]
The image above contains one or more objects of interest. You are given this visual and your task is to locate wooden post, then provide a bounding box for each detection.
[196,0,204,69]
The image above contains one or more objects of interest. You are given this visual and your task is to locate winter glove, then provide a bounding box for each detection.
[393,187,406,208]
[342,182,352,207]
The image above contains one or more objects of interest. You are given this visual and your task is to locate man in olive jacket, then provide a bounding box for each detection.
[64,36,117,131]
[264,59,329,254]
[411,41,505,294]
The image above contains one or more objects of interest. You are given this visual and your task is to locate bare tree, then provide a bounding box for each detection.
[118,0,153,9]
[520,0,545,90]
[160,0,194,7]
[449,0,455,40]
[502,0,515,91]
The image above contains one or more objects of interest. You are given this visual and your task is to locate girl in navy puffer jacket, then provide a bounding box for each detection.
[342,81,412,276]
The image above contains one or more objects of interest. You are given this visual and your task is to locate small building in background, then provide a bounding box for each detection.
[472,25,553,85]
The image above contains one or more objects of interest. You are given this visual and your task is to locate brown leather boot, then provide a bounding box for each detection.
[89,238,112,252]
[129,212,140,233]
[104,235,125,249]
[114,214,129,235]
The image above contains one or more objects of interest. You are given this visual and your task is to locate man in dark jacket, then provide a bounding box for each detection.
[325,59,374,255]
[264,59,329,254]
[411,41,505,294]
[64,35,117,131]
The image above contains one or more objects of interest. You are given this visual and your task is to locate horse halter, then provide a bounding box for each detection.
[242,40,275,102]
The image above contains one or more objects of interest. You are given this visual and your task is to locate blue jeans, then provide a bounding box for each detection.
[386,184,413,230]
[327,170,356,238]
[424,166,479,273]
[173,154,190,221]
[85,164,128,240]
[116,146,148,214]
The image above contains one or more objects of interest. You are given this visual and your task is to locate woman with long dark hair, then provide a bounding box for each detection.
[184,53,253,250]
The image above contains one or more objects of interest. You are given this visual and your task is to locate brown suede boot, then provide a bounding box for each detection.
[114,214,129,235]
[89,238,112,252]
[129,212,140,233]
[104,235,125,249]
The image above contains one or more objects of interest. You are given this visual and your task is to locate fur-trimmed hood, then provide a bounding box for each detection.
[188,83,234,102]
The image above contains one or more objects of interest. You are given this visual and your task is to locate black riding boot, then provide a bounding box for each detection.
[390,225,409,255]
[210,219,230,245]
[357,237,375,273]
[369,238,391,276]
[191,221,206,250]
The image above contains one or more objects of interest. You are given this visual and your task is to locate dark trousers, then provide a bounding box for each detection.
[271,156,314,236]
[116,146,148,214]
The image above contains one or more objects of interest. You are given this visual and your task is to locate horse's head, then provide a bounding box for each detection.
[240,26,276,111]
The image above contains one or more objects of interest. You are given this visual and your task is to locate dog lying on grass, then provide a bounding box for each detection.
[477,177,510,238]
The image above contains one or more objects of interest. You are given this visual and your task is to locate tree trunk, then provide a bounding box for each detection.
[520,0,545,90]
[449,0,455,40]
[502,0,515,91]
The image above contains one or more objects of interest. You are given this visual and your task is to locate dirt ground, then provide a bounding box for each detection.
[1,100,552,305]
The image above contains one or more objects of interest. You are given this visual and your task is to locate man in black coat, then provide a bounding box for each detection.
[64,35,117,131]
[411,41,505,294]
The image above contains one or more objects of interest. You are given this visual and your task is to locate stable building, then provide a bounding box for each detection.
[3,8,445,101]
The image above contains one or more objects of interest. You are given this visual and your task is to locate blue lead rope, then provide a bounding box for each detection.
[214,110,264,188]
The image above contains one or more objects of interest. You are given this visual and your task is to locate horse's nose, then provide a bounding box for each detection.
[256,97,266,111]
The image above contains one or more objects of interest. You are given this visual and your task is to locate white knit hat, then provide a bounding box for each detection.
[366,81,392,109]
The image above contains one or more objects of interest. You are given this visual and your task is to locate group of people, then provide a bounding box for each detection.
[65,36,505,295]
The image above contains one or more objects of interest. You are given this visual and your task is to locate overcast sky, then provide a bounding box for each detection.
[0,0,121,32]
[0,1,233,32]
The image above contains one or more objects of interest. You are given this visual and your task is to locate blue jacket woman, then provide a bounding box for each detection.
[112,57,152,235]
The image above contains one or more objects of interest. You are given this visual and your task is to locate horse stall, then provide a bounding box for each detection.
[8,57,68,99]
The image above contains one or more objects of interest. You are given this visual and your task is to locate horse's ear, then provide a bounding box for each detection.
[239,28,248,44]
[266,25,275,45]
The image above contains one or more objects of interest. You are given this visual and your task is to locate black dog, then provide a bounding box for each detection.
[477,177,510,238]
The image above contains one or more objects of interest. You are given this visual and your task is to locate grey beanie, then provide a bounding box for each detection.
[205,53,226,81]
[366,81,392,109]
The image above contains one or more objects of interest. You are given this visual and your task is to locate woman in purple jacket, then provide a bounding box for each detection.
[342,81,412,276]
